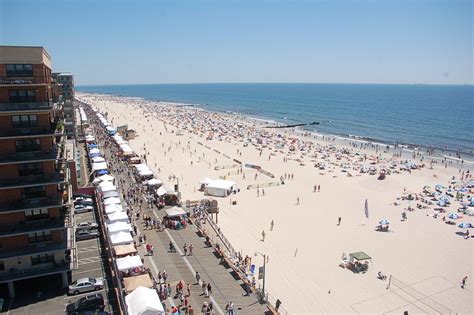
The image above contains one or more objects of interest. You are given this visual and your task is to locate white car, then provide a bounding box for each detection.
[76,222,99,230]
[74,204,94,214]
[68,277,104,295]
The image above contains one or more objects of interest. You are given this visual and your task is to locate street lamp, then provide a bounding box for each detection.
[254,251,266,302]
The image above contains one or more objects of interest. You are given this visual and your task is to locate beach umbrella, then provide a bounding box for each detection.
[458,222,472,229]
[448,213,459,220]
[379,219,390,225]
[96,170,109,175]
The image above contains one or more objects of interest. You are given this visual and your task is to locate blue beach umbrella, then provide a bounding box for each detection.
[379,219,390,225]
[96,170,109,175]
[437,200,446,207]
[87,144,98,148]
[448,213,459,220]
[458,222,472,229]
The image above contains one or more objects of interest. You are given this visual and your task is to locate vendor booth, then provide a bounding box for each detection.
[107,221,132,233]
[104,203,123,214]
[125,286,165,315]
[156,185,178,206]
[107,211,129,223]
[116,255,143,271]
[348,251,371,273]
[163,207,189,230]
[109,231,134,245]
[201,178,236,197]
[123,275,154,293]
[114,244,138,257]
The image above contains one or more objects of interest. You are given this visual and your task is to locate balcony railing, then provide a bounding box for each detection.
[0,239,68,260]
[0,262,70,283]
[0,126,63,138]
[0,101,52,112]
[0,216,68,237]
[0,75,52,85]
[0,173,64,189]
[0,196,65,213]
[0,148,61,165]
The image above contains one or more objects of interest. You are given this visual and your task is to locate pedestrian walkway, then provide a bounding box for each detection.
[97,131,268,314]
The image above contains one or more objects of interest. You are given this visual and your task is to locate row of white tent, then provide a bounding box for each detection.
[89,107,164,315]
[79,106,88,123]
[111,134,135,156]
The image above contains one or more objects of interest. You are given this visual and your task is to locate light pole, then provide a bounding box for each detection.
[254,251,266,302]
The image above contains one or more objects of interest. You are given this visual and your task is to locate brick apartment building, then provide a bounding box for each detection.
[0,46,72,298]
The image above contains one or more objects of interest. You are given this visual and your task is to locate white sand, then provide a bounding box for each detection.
[78,92,473,314]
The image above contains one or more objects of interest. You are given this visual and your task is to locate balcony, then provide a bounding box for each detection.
[0,102,52,113]
[0,75,51,86]
[0,148,62,165]
[0,173,65,190]
[0,126,64,139]
[0,196,65,214]
[0,239,68,260]
[0,216,69,237]
[0,261,70,283]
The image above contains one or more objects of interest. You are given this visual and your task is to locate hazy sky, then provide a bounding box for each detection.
[1,0,472,85]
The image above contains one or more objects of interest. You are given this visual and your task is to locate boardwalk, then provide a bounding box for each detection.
[91,119,269,314]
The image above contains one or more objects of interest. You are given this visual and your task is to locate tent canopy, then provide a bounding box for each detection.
[103,197,121,206]
[147,178,162,186]
[92,162,108,171]
[104,203,124,214]
[114,244,138,257]
[100,185,117,193]
[116,255,143,271]
[157,185,176,196]
[123,274,153,293]
[107,211,128,223]
[107,221,132,233]
[165,206,186,218]
[103,190,120,199]
[125,286,165,315]
[109,231,134,245]
[350,251,371,261]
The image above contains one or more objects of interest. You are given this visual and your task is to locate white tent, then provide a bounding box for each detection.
[98,180,114,188]
[92,162,108,171]
[204,179,236,197]
[109,231,133,245]
[156,185,176,197]
[147,178,162,186]
[116,255,143,271]
[165,206,186,218]
[100,185,117,193]
[93,174,115,184]
[138,169,153,177]
[92,156,106,163]
[133,164,149,170]
[107,221,132,233]
[107,211,129,223]
[102,190,120,199]
[103,197,122,206]
[125,286,165,315]
[104,203,124,214]
[89,148,100,154]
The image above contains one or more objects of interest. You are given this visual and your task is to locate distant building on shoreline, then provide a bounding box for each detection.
[52,72,75,139]
[0,46,73,298]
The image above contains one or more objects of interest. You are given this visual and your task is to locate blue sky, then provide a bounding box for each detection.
[1,0,472,85]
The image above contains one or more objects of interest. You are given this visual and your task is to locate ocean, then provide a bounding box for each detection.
[77,83,474,157]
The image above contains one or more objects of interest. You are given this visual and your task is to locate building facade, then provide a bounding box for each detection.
[0,46,72,298]
[52,73,75,139]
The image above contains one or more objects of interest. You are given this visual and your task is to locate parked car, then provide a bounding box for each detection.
[76,229,99,241]
[66,293,104,314]
[73,194,92,200]
[76,222,99,230]
[68,277,104,295]
[74,197,94,206]
[74,204,94,214]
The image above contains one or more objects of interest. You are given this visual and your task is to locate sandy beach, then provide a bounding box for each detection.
[78,92,473,314]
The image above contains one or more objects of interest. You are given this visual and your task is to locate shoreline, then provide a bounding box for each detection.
[77,90,474,164]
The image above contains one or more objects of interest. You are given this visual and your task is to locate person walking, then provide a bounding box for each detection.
[183,243,188,256]
[207,283,212,297]
[296,196,300,205]
[187,283,191,296]
[195,271,201,284]
[261,230,266,242]
[338,217,342,226]
[461,276,468,289]
[270,220,274,231]
[189,244,194,256]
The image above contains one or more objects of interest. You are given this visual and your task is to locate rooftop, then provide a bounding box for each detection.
[0,46,52,69]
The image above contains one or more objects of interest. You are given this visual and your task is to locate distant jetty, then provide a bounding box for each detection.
[264,121,320,129]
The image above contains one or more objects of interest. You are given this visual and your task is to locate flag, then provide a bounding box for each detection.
[364,198,369,219]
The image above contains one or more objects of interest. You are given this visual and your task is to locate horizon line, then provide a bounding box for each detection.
[76,82,474,87]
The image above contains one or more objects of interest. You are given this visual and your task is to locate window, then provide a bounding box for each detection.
[6,64,33,76]
[16,139,41,152]
[9,90,36,102]
[25,208,49,221]
[11,114,38,127]
[22,186,46,199]
[28,231,52,244]
[31,253,54,265]
[0,261,4,271]
[18,162,43,176]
